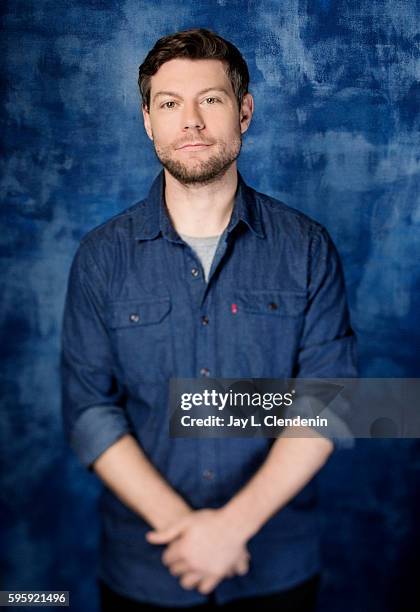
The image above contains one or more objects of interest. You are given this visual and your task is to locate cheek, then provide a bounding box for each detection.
[152,126,176,148]
[149,114,178,139]
[211,114,240,137]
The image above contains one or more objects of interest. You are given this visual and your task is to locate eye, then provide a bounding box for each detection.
[203,97,220,104]
[161,101,177,109]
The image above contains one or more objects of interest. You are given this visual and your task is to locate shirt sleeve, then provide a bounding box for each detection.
[293,226,358,450]
[60,239,134,471]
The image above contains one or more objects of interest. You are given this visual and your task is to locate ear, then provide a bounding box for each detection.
[239,93,254,135]
[142,104,154,141]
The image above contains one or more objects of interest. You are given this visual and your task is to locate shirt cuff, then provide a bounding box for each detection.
[70,404,134,470]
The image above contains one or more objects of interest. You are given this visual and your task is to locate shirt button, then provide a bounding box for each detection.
[202,469,215,481]
[201,315,209,325]
[268,302,278,311]
[129,313,140,322]
[200,367,210,377]
[191,267,200,277]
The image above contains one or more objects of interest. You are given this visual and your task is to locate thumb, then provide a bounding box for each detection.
[145,519,187,544]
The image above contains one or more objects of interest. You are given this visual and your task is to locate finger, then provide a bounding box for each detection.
[197,575,221,595]
[234,557,249,576]
[162,543,183,566]
[146,521,185,545]
[179,571,203,591]
[168,560,190,577]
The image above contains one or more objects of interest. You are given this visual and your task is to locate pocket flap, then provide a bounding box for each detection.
[234,290,307,316]
[107,297,171,328]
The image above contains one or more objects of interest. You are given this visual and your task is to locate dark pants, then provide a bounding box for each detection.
[98,573,320,611]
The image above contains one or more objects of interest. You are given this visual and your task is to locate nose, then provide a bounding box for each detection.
[182,101,205,131]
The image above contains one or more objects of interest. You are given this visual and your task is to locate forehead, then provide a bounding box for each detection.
[150,58,234,97]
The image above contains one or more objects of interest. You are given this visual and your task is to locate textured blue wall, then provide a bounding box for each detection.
[1,1,419,610]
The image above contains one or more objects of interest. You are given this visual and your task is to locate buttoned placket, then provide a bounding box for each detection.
[181,231,232,497]
[157,180,244,504]
[158,231,222,502]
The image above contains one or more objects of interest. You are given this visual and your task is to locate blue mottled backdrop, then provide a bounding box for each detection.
[1,1,419,610]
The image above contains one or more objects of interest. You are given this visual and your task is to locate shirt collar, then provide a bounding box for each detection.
[134,169,265,241]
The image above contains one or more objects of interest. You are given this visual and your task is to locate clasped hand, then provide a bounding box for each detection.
[146,508,250,594]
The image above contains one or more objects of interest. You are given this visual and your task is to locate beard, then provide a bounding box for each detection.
[153,133,242,186]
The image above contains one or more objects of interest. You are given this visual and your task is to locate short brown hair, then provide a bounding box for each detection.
[138,28,249,111]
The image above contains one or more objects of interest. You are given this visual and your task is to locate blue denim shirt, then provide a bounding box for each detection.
[60,170,357,606]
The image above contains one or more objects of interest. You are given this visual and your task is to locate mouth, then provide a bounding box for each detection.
[177,143,213,151]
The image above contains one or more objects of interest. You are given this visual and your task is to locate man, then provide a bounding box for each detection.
[61,28,357,611]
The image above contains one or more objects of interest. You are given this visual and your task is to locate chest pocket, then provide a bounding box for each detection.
[106,297,172,385]
[227,290,307,378]
[107,298,171,328]
[233,290,307,317]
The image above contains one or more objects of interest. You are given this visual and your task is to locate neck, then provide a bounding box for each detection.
[163,163,238,238]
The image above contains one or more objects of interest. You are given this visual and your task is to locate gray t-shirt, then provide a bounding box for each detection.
[179,232,221,282]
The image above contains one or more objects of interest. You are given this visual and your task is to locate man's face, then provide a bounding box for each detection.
[142,58,253,185]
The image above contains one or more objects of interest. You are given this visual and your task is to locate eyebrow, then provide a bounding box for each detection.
[152,87,230,104]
